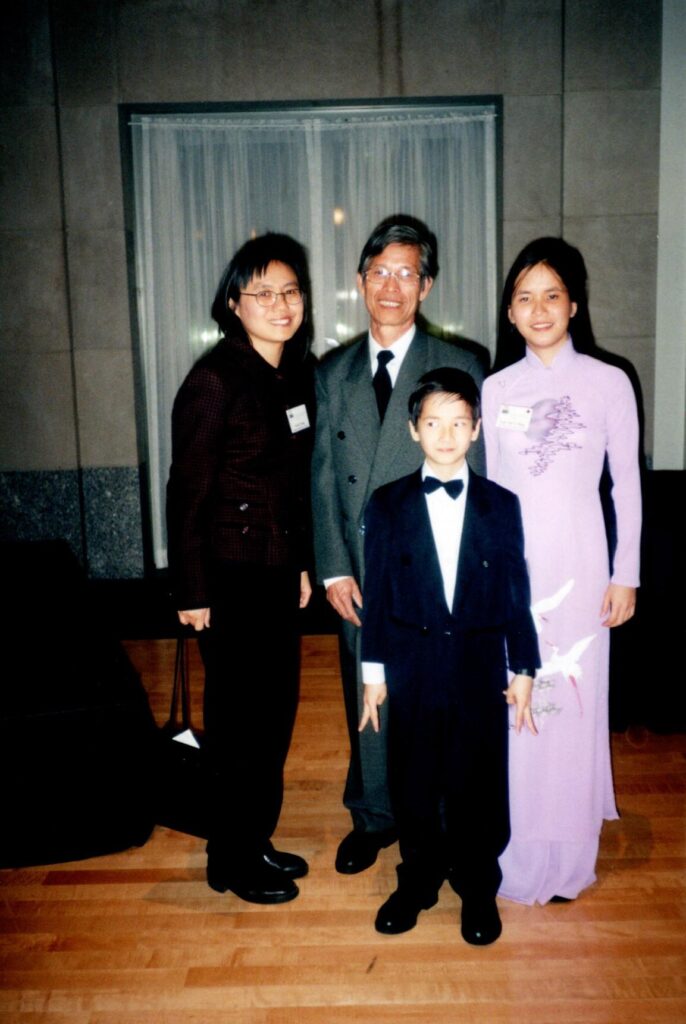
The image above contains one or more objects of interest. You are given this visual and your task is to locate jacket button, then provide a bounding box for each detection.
[337,431,346,439]
[482,560,489,567]
[239,502,249,511]
[348,474,357,483]
[421,626,429,635]
[443,629,452,637]
[241,526,249,535]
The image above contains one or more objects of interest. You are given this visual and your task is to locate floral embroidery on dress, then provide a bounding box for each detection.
[520,395,586,476]
[530,676,562,726]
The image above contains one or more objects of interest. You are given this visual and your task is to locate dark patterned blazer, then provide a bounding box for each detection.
[166,332,315,610]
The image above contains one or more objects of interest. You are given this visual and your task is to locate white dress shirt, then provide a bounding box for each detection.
[362,461,469,684]
[368,324,416,384]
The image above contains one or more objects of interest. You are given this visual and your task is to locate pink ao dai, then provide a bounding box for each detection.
[482,340,641,904]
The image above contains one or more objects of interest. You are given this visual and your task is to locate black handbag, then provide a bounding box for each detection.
[155,636,211,838]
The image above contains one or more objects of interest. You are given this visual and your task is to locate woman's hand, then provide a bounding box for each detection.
[299,571,312,609]
[178,608,211,631]
[600,584,636,627]
[359,682,387,734]
[504,675,537,736]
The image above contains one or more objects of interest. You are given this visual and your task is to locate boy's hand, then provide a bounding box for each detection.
[359,683,387,733]
[504,674,537,736]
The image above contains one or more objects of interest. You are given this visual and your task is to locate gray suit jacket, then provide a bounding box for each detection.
[312,328,485,584]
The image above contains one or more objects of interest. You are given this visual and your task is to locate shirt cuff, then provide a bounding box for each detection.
[361,661,385,684]
[324,575,352,589]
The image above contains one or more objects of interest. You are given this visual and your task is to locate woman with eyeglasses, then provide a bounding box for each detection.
[167,233,315,905]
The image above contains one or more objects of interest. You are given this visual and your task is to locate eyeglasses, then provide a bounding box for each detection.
[364,266,422,286]
[240,287,304,307]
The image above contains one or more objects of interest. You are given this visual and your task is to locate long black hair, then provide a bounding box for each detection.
[493,236,597,371]
[211,232,313,362]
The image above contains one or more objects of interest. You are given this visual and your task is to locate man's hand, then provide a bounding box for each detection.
[504,674,537,735]
[326,576,363,626]
[359,682,387,733]
[178,608,211,631]
[600,583,636,627]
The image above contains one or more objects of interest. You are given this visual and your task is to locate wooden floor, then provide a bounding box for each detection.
[1,636,685,1024]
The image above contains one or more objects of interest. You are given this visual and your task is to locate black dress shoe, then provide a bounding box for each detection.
[375,888,438,935]
[460,898,502,946]
[335,829,397,874]
[261,844,308,878]
[207,859,299,904]
[549,894,573,903]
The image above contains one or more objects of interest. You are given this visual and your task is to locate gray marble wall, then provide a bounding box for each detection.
[0,0,662,578]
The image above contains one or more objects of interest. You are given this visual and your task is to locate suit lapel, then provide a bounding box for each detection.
[400,471,445,611]
[341,339,380,466]
[452,471,487,617]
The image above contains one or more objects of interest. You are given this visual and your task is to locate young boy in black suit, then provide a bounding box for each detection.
[359,368,539,945]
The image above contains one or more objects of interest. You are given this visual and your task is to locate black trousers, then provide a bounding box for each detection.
[388,697,510,904]
[197,563,301,868]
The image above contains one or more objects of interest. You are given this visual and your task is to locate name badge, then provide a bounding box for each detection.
[496,404,532,432]
[286,404,310,433]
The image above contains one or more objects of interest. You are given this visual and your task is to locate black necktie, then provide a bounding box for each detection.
[372,350,394,421]
[422,476,464,500]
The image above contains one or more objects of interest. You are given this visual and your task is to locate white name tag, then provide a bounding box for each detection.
[286,404,310,433]
[496,404,532,431]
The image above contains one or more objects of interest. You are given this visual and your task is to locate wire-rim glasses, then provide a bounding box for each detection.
[240,287,304,307]
[364,266,422,286]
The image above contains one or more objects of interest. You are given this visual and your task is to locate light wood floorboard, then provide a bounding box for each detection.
[1,636,684,1023]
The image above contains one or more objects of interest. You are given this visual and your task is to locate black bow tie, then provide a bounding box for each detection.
[422,476,464,500]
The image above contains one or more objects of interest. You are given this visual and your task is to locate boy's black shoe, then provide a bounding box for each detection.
[375,888,438,934]
[335,828,397,874]
[207,859,299,903]
[460,898,502,945]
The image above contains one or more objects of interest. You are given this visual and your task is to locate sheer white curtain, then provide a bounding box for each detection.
[129,104,497,567]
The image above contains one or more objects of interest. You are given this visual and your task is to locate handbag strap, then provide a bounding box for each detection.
[168,636,192,731]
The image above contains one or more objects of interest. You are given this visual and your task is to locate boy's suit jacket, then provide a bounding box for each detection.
[361,468,540,720]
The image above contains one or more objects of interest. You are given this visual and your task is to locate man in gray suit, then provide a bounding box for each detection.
[312,215,485,874]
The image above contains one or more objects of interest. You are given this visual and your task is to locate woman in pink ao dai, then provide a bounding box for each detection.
[482,237,641,905]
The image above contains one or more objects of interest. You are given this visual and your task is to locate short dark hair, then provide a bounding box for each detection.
[408,368,481,425]
[493,236,596,371]
[210,233,312,360]
[357,214,439,280]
